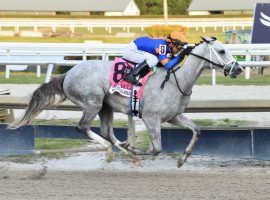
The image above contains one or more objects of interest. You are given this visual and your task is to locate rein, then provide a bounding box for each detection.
[160,66,191,96]
[160,41,228,96]
[189,52,224,68]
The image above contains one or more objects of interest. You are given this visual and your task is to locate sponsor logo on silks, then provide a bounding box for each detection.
[260,12,270,27]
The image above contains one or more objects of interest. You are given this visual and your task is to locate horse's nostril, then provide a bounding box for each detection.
[237,67,243,73]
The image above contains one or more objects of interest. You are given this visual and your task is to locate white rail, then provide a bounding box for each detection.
[0,42,269,84]
[1,96,270,112]
[0,18,253,33]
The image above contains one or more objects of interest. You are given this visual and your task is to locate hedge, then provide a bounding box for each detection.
[144,25,188,38]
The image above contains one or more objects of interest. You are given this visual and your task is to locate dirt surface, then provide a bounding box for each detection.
[0,170,270,200]
[1,152,270,200]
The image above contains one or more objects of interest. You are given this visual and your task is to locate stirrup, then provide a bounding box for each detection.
[125,75,142,86]
[134,81,142,86]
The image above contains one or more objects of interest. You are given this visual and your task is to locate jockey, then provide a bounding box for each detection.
[123,31,192,86]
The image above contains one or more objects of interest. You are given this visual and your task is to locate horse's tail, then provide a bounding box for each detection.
[8,74,67,129]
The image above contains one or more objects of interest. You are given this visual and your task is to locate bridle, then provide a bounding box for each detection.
[160,40,237,96]
[190,41,237,74]
[190,42,238,77]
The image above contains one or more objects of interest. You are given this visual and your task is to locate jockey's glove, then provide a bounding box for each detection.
[164,53,185,70]
[182,45,194,55]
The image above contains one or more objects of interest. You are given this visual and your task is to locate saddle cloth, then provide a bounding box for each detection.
[109,57,151,99]
[109,57,152,117]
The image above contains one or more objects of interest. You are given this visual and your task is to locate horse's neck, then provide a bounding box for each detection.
[177,43,207,93]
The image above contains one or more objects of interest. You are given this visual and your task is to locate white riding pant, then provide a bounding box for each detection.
[122,42,158,68]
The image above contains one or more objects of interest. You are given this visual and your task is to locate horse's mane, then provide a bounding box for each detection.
[191,41,203,50]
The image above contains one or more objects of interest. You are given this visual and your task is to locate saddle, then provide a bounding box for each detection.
[109,57,152,117]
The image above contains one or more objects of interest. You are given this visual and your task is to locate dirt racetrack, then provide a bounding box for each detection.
[1,170,270,200]
[1,152,270,200]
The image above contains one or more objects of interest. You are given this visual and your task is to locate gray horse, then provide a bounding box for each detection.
[8,37,243,167]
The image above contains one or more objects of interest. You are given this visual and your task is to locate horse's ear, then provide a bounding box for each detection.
[211,36,217,41]
[201,36,217,44]
[200,36,211,44]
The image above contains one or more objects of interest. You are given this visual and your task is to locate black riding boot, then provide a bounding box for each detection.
[125,60,151,86]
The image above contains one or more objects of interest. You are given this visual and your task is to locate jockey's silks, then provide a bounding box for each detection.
[134,37,171,62]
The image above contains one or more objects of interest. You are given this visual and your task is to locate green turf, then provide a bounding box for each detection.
[35,138,88,150]
[0,71,269,85]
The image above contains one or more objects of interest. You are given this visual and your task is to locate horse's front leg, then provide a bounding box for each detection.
[143,116,162,155]
[168,114,201,168]
[115,116,135,150]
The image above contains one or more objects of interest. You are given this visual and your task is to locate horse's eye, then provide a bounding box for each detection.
[219,50,225,54]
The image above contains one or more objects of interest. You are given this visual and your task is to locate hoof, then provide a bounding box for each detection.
[146,150,160,156]
[133,159,143,167]
[177,157,185,168]
[105,150,113,163]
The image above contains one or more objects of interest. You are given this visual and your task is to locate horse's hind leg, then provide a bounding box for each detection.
[98,104,116,143]
[168,114,201,168]
[99,104,130,147]
[98,105,141,166]
[76,104,113,162]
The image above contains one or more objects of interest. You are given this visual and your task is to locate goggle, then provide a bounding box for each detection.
[167,35,187,50]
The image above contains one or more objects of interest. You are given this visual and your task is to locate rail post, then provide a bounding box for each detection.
[45,64,54,83]
[245,54,251,80]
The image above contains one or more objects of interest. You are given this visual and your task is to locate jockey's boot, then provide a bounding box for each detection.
[125,60,151,86]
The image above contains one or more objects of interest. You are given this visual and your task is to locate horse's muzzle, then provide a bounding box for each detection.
[230,62,243,78]
[224,61,243,78]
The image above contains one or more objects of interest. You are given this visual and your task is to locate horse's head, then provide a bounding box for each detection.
[200,36,243,78]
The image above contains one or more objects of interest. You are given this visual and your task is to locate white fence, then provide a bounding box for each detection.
[0,42,269,84]
[0,18,253,33]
